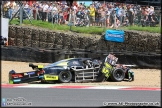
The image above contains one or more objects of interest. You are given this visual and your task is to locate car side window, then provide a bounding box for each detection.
[68,60,81,66]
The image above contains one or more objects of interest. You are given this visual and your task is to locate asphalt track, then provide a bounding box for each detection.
[2,87,161,107]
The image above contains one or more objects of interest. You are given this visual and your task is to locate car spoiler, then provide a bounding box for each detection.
[29,63,44,70]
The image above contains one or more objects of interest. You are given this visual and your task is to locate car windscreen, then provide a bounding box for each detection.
[44,58,76,68]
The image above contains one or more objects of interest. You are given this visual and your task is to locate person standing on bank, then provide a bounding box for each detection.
[8,1,14,20]
[89,4,96,26]
[42,2,48,22]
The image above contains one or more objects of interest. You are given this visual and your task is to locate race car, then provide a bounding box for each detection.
[8,54,135,84]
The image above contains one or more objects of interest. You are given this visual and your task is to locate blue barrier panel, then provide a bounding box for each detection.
[105,30,124,43]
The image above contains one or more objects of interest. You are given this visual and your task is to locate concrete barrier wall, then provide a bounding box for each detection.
[1,46,161,69]
[8,25,161,54]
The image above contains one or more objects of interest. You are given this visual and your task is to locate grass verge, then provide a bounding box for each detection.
[10,19,161,34]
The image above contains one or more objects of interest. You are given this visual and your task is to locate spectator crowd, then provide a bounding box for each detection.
[1,1,160,28]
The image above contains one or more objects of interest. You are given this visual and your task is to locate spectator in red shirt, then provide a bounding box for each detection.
[63,10,68,24]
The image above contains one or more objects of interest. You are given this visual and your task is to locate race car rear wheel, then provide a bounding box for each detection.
[58,71,72,83]
[110,68,125,82]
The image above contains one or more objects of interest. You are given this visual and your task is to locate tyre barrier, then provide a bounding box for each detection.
[1,46,161,69]
[8,25,161,53]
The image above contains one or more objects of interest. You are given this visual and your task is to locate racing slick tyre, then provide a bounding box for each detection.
[110,68,125,82]
[58,71,72,83]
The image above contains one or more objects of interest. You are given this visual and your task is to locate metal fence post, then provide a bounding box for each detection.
[68,8,71,22]
[36,8,38,20]
[1,3,3,17]
[114,11,117,29]
[30,7,33,19]
[52,7,53,26]
[20,4,23,25]
[159,13,161,27]
[105,12,106,28]
[74,10,76,26]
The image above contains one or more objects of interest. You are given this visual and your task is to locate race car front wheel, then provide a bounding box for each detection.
[58,71,72,83]
[110,68,125,82]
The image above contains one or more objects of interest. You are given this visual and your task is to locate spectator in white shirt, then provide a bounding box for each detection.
[148,6,154,22]
[24,2,29,9]
[52,4,58,23]
[42,2,48,21]
[47,2,53,22]
[73,5,77,11]
[23,2,30,17]
[149,6,154,15]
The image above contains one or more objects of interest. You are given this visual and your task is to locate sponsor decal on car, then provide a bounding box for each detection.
[9,80,14,84]
[24,73,28,75]
[102,62,113,79]
[44,74,58,80]
[13,79,21,82]
[27,72,35,75]
[38,65,44,69]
